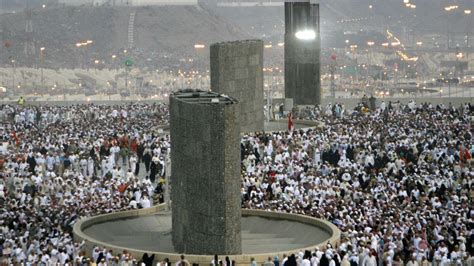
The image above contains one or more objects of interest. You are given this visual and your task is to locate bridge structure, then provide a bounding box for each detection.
[215,0,330,7]
[216,0,284,6]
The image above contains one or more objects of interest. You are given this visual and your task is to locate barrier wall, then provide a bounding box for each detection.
[321,97,473,110]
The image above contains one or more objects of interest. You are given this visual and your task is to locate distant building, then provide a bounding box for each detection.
[56,0,197,6]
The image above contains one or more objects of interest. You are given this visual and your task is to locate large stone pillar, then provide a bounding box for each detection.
[170,89,242,255]
[210,40,264,132]
[284,1,321,105]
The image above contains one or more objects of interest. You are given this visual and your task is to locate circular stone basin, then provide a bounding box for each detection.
[74,206,340,265]
[82,213,330,253]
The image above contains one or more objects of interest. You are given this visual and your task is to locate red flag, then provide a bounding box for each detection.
[288,113,294,131]
[11,131,20,146]
[118,183,129,194]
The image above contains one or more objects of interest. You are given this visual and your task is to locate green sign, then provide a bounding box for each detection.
[124,59,133,67]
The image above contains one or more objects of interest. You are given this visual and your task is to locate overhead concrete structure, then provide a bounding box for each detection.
[170,89,241,255]
[57,0,198,6]
[284,1,321,105]
[210,40,264,132]
[216,0,283,6]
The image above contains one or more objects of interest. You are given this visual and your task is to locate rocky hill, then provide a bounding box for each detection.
[0,5,248,68]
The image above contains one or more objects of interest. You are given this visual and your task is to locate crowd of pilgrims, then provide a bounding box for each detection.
[0,100,472,265]
[0,103,171,265]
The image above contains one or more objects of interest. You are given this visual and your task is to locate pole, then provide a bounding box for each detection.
[125,67,128,92]
[12,60,15,91]
[40,51,44,89]
[448,80,451,98]
[366,48,370,88]
[446,15,450,49]
[164,153,171,211]
[330,63,336,99]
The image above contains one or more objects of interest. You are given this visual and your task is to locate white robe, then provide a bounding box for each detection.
[87,159,94,177]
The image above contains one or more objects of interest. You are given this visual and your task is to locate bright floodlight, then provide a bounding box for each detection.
[295,29,316,40]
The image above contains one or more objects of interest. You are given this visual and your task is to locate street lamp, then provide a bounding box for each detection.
[75,40,93,68]
[40,47,45,89]
[445,6,458,12]
[194,44,205,49]
[465,10,472,15]
[295,29,316,40]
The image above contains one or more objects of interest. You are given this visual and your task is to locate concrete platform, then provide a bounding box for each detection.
[74,206,340,265]
[82,212,331,253]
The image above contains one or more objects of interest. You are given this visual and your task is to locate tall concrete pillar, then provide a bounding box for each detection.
[210,40,264,132]
[284,1,321,105]
[170,89,242,255]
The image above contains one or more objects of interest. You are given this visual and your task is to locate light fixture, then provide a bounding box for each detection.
[295,29,316,40]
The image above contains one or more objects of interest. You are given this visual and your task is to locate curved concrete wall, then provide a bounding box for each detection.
[73,205,340,265]
[264,119,322,132]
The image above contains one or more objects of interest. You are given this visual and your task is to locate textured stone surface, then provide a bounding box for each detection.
[81,214,331,253]
[284,2,321,105]
[170,90,242,255]
[210,40,264,132]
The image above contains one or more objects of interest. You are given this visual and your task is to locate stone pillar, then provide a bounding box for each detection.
[210,40,264,132]
[170,90,242,255]
[284,98,294,112]
[284,1,321,105]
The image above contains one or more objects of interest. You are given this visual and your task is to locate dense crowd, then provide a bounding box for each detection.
[0,100,472,265]
[0,103,170,265]
[241,101,473,266]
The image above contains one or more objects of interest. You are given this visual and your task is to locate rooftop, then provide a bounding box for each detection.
[171,89,238,105]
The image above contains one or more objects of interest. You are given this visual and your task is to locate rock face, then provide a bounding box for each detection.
[210,40,264,132]
[170,90,242,255]
[0,5,247,68]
